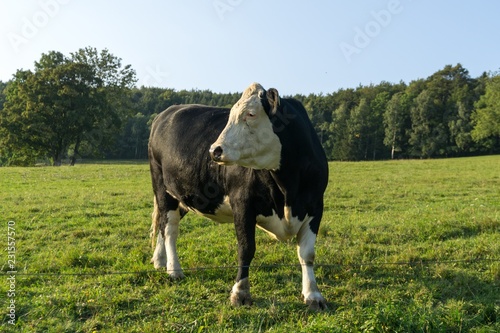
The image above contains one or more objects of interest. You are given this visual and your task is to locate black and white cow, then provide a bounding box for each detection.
[148,83,328,310]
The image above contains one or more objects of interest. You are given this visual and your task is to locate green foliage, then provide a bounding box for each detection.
[108,63,495,161]
[472,74,500,146]
[330,102,351,160]
[105,87,240,159]
[1,60,499,163]
[0,157,499,331]
[0,48,136,166]
[383,92,411,159]
[0,81,7,110]
[409,89,444,157]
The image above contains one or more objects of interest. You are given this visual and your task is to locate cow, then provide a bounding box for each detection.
[148,83,328,310]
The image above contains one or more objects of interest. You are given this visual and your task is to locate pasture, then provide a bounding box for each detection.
[1,156,499,332]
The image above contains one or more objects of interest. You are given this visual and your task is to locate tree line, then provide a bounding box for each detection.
[0,48,498,165]
[296,64,499,160]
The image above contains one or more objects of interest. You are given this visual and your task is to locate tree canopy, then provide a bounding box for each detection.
[0,58,498,165]
[471,74,500,146]
[0,48,136,165]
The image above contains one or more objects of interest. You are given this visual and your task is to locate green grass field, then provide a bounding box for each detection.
[1,156,499,332]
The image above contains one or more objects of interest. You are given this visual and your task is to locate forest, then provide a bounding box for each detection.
[0,48,498,165]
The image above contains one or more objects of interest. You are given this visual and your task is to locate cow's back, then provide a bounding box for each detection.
[149,105,230,164]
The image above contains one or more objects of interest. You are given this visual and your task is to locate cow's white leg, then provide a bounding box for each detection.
[150,203,184,278]
[151,196,167,269]
[152,232,167,269]
[297,221,327,310]
[164,209,184,279]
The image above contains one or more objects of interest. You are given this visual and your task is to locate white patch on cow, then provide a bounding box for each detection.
[188,195,234,224]
[151,207,184,279]
[210,83,282,170]
[164,209,184,278]
[213,195,233,223]
[151,232,167,269]
[256,206,312,242]
[284,205,292,223]
[151,196,166,269]
[297,221,326,309]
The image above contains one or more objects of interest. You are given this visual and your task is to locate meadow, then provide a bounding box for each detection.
[1,156,499,332]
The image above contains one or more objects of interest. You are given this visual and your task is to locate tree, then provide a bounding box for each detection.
[409,89,446,158]
[0,81,7,109]
[68,47,136,164]
[369,92,391,160]
[0,48,136,166]
[112,113,150,159]
[348,98,372,160]
[448,100,473,153]
[424,64,478,156]
[384,92,410,159]
[330,103,351,160]
[0,54,104,165]
[471,74,500,150]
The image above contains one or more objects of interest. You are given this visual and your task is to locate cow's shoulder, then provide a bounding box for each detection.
[153,104,229,130]
[151,105,229,152]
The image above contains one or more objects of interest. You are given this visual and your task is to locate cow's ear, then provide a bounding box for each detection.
[266,88,280,115]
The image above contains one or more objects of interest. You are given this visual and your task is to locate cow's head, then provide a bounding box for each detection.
[209,83,282,170]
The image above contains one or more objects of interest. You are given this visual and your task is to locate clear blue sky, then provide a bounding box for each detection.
[1,0,499,95]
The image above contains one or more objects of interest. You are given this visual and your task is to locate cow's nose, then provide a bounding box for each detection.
[209,146,223,161]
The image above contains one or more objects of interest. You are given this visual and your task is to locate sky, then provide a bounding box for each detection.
[0,0,499,96]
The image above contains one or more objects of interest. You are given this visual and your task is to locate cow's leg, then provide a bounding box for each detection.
[164,208,184,278]
[151,196,167,269]
[151,200,185,279]
[230,209,256,306]
[150,161,185,279]
[151,196,185,279]
[297,219,327,310]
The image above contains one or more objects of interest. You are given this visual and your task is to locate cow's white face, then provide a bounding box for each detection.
[210,83,282,170]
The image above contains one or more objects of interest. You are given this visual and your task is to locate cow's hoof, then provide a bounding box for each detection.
[230,291,253,307]
[304,293,327,311]
[230,278,252,307]
[151,257,167,270]
[167,270,185,280]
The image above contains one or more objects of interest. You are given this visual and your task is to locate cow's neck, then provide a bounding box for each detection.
[267,106,317,222]
[270,149,303,222]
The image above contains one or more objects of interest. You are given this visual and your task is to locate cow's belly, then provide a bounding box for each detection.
[182,195,309,241]
[188,195,234,224]
[256,208,312,242]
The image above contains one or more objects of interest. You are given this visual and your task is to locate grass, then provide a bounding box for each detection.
[1,156,499,332]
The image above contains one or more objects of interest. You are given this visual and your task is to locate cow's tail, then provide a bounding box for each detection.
[150,195,160,249]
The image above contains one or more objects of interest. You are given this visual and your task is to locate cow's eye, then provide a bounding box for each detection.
[247,112,256,118]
